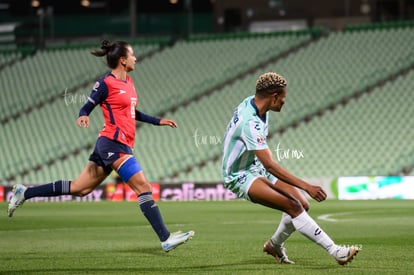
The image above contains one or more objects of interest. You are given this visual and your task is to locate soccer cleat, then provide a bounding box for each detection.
[161,230,195,252]
[334,245,359,265]
[263,240,295,264]
[7,184,27,217]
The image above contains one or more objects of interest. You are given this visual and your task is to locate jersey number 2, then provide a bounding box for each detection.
[130,98,137,119]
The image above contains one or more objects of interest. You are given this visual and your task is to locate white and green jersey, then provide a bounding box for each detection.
[222,96,269,183]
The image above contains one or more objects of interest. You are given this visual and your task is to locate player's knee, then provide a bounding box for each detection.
[287,198,304,216]
[302,200,310,211]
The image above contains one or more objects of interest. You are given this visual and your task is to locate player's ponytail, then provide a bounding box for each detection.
[91,40,129,69]
[91,39,111,57]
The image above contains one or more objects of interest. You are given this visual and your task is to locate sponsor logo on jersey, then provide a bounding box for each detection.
[257,136,265,144]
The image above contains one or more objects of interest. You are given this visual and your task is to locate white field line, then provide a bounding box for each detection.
[317,212,355,222]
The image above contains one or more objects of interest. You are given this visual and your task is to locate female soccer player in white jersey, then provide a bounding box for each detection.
[222,72,359,265]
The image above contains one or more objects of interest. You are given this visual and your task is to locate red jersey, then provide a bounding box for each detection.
[89,73,138,147]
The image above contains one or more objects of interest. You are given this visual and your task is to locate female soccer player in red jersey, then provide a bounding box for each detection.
[8,40,194,252]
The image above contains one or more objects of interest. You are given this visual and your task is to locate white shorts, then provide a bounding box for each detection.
[224,167,278,201]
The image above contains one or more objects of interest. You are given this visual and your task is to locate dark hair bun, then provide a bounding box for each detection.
[101,40,112,52]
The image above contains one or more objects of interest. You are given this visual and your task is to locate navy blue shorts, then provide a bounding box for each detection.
[89,136,133,174]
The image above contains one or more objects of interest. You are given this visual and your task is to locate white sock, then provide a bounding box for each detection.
[291,211,337,255]
[270,212,296,247]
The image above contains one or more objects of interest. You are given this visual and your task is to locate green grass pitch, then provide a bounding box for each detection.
[1,199,413,274]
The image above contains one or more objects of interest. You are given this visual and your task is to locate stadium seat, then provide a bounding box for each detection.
[4,27,414,183]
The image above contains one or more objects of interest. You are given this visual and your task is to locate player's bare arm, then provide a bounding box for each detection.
[254,148,327,202]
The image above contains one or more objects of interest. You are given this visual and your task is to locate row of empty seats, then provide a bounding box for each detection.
[0,51,21,67]
[0,43,160,122]
[2,26,414,183]
[175,69,414,181]
[133,34,311,115]
[3,32,311,183]
[137,27,414,181]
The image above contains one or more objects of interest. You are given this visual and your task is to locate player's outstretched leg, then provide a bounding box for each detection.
[161,230,195,252]
[7,184,27,217]
[8,180,72,217]
[291,211,360,265]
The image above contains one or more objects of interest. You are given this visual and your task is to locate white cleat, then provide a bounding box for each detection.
[161,230,195,252]
[334,245,360,265]
[8,184,27,217]
[263,240,295,264]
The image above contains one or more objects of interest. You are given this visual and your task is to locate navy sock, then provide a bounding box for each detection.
[138,192,170,242]
[24,180,71,200]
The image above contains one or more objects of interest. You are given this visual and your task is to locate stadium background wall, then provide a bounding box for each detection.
[14,13,213,39]
[2,177,413,202]
[0,178,335,202]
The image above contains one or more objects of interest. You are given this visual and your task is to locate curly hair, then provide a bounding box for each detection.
[255,72,287,96]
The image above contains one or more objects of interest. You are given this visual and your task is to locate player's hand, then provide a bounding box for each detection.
[306,184,327,202]
[77,116,90,128]
[160,118,177,128]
